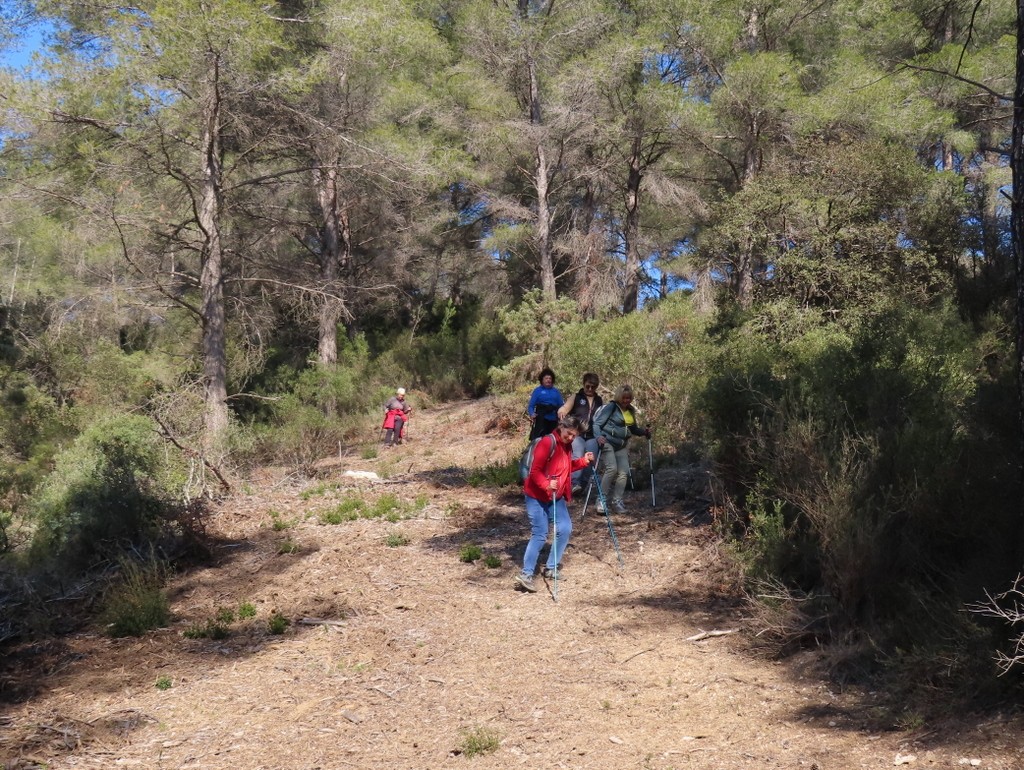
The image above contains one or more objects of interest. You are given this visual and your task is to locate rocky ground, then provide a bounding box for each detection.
[1,397,1022,769]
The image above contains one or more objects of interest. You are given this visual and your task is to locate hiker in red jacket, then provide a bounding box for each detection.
[383,388,412,447]
[514,416,593,593]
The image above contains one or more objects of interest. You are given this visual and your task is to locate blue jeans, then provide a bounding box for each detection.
[570,435,599,487]
[521,495,572,574]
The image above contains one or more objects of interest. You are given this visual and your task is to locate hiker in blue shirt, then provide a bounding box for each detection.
[526,367,564,440]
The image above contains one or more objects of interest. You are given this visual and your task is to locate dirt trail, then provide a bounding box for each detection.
[1,398,1022,769]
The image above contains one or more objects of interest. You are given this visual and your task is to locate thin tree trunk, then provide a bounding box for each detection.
[530,58,556,301]
[1014,0,1024,453]
[622,133,643,313]
[198,52,229,450]
[314,163,352,367]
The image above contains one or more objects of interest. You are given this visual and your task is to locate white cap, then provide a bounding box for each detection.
[397,388,406,395]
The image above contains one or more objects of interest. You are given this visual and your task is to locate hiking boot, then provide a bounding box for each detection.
[571,484,583,496]
[595,501,607,515]
[513,573,537,593]
[541,566,563,580]
[611,499,627,514]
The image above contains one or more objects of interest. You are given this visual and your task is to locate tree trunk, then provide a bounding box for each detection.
[314,163,353,367]
[529,58,556,301]
[1012,0,1024,561]
[622,133,643,313]
[198,53,229,451]
[1014,0,1024,454]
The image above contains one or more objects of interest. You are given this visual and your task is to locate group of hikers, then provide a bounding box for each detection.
[518,369,652,594]
[380,371,652,596]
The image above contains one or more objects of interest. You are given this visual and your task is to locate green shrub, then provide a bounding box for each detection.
[459,726,501,757]
[238,602,257,619]
[155,676,172,690]
[268,612,290,635]
[459,544,483,563]
[700,302,1022,642]
[101,557,170,637]
[483,554,501,569]
[29,414,185,570]
[384,532,410,547]
[182,620,230,640]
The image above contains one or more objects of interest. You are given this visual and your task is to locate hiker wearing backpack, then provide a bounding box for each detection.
[526,368,564,440]
[592,384,652,515]
[557,372,603,495]
[514,416,594,593]
[382,388,412,447]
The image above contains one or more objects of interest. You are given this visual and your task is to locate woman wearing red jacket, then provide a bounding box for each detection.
[514,416,594,593]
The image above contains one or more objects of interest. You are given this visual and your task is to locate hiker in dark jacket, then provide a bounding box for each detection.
[526,367,564,440]
[592,384,651,515]
[514,416,593,593]
[557,372,603,494]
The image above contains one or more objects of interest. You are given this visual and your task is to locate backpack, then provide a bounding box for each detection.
[518,433,557,481]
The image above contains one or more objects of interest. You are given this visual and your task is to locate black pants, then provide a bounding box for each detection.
[529,416,558,441]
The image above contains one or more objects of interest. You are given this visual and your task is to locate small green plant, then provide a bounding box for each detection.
[101,557,170,638]
[459,544,483,563]
[238,602,257,619]
[384,532,410,547]
[482,554,501,569]
[182,620,230,640]
[155,676,172,690]
[215,607,236,624]
[459,726,501,758]
[268,612,290,635]
[361,446,378,460]
[269,510,294,531]
[368,493,402,520]
[278,539,299,554]
[300,482,339,501]
[414,494,429,509]
[895,710,925,731]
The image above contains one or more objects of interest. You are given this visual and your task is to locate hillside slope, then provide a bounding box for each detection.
[1,398,1022,769]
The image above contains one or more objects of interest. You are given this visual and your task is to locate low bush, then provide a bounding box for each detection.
[101,557,170,637]
[29,414,187,571]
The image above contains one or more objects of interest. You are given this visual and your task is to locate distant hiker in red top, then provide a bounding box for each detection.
[383,388,412,447]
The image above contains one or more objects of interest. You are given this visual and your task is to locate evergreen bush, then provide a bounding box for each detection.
[29,414,186,570]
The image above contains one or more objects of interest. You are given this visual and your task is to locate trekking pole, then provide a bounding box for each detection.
[648,437,656,508]
[580,445,603,521]
[549,476,559,602]
[592,465,624,568]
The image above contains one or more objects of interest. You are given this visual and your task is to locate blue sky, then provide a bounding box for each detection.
[2,19,49,72]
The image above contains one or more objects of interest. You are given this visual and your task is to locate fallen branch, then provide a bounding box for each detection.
[297,617,347,628]
[686,629,739,642]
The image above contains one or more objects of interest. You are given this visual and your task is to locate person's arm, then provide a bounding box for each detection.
[527,435,558,499]
[526,387,540,418]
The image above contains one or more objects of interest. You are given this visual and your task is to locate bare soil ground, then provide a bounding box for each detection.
[2,398,1023,770]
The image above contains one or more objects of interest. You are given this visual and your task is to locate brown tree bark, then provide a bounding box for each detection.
[197,51,229,450]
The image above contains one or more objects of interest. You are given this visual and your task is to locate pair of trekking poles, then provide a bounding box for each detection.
[547,437,657,601]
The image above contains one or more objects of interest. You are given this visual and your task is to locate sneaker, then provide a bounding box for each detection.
[513,573,537,593]
[611,499,627,514]
[571,484,583,495]
[541,566,563,579]
[595,502,607,514]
